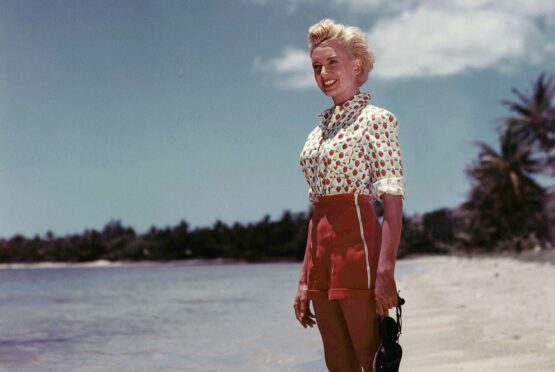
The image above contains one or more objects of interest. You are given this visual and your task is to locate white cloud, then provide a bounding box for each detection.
[330,0,419,14]
[252,0,555,85]
[333,0,555,17]
[369,6,547,79]
[431,0,555,17]
[244,0,319,13]
[252,46,314,89]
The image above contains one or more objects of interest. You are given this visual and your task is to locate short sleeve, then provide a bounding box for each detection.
[308,187,318,204]
[367,111,405,200]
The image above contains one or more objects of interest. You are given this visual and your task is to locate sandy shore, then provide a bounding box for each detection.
[397,255,555,371]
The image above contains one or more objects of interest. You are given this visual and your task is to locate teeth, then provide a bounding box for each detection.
[324,80,336,86]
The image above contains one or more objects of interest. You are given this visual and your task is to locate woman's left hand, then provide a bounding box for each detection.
[375,269,397,317]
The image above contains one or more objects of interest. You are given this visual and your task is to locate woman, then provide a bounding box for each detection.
[293,19,405,372]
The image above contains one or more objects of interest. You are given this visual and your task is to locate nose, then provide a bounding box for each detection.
[320,66,329,78]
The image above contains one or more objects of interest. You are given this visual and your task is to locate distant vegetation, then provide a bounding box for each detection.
[461,73,555,253]
[1,73,554,263]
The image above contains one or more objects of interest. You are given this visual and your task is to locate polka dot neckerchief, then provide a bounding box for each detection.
[299,91,405,204]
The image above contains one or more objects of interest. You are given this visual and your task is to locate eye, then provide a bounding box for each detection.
[329,59,337,64]
[312,64,321,70]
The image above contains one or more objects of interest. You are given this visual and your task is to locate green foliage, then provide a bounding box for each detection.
[0,212,312,263]
[462,72,555,252]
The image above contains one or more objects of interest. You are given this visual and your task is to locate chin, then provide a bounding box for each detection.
[318,82,337,96]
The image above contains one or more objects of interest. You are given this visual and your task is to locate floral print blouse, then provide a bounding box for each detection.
[299,91,405,204]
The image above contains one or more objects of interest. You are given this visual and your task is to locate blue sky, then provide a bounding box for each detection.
[1,0,554,238]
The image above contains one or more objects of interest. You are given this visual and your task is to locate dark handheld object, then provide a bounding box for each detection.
[374,293,405,372]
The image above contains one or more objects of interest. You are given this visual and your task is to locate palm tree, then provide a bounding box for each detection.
[462,126,549,251]
[499,73,555,177]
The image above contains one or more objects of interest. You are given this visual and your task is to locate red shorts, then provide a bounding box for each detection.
[303,193,382,301]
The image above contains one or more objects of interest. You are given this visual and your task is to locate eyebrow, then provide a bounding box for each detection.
[311,55,338,64]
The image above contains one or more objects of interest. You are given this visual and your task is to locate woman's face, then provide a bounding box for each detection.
[311,39,361,106]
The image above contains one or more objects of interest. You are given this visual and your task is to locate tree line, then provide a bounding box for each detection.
[1,73,554,263]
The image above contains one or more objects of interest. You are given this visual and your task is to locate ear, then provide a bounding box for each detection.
[354,59,362,74]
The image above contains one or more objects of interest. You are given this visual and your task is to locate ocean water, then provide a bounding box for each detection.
[0,261,417,371]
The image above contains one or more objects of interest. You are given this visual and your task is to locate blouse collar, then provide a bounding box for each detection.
[317,91,372,119]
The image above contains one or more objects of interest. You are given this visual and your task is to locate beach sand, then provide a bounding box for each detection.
[397,255,555,372]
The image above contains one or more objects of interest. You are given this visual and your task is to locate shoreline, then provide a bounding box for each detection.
[1,249,553,269]
[0,257,305,269]
[0,258,248,269]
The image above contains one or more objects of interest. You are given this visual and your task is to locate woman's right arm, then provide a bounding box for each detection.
[294,218,315,328]
[299,187,317,290]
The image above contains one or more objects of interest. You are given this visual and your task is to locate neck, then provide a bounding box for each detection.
[332,89,361,106]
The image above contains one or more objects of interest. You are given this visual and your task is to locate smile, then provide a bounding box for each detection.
[324,79,337,87]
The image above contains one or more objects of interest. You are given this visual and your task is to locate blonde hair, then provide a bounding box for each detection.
[307,18,375,86]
